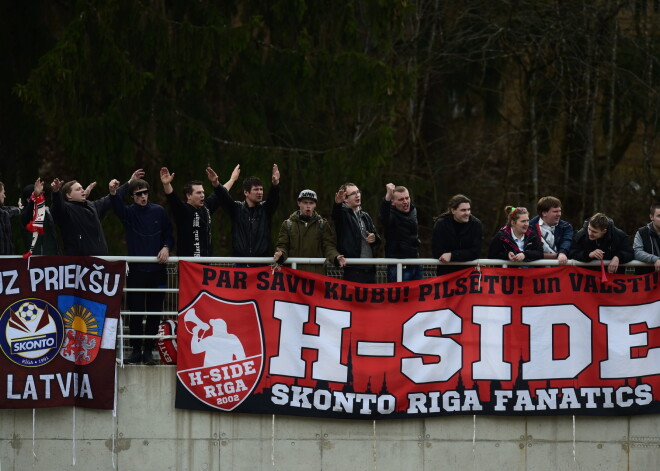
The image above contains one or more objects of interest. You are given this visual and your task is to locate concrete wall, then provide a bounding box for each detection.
[1,365,659,471]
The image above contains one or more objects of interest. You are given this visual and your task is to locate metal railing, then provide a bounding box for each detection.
[1,255,653,360]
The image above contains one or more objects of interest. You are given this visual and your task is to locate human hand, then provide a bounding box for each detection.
[335,189,345,204]
[206,167,220,187]
[272,164,280,185]
[557,253,568,265]
[589,249,604,260]
[34,178,44,196]
[439,252,452,263]
[607,256,619,273]
[157,246,170,264]
[336,255,346,267]
[385,183,395,201]
[160,167,174,185]
[84,182,97,198]
[51,178,63,192]
[230,164,241,182]
[130,169,145,182]
[365,232,376,244]
[108,179,120,195]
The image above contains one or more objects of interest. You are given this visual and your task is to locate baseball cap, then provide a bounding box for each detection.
[297,189,317,202]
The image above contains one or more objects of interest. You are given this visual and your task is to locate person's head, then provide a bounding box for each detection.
[62,180,86,202]
[297,189,317,217]
[0,182,5,205]
[340,182,361,209]
[537,196,562,226]
[210,318,228,334]
[21,185,35,207]
[183,180,205,208]
[650,203,660,231]
[448,194,471,223]
[129,179,150,207]
[392,186,411,213]
[587,213,610,240]
[243,176,264,207]
[505,206,530,236]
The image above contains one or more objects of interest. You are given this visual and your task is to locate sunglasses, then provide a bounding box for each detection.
[133,190,149,197]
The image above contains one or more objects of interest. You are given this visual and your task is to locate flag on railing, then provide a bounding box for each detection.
[0,256,125,410]
[175,262,660,419]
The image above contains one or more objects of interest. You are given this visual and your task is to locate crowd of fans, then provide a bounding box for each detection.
[1,168,658,363]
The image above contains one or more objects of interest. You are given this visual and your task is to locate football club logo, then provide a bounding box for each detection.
[0,299,64,367]
[177,292,264,411]
[58,295,107,365]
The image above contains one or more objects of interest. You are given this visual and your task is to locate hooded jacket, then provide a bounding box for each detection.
[379,198,420,259]
[529,216,573,256]
[488,225,543,262]
[52,184,127,256]
[331,202,380,259]
[275,210,341,274]
[569,218,633,265]
[432,214,483,275]
[217,184,280,257]
[633,222,660,274]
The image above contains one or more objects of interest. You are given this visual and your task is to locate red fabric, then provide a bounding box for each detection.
[0,257,125,410]
[176,262,660,418]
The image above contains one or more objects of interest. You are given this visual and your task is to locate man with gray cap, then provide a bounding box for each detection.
[274,189,345,275]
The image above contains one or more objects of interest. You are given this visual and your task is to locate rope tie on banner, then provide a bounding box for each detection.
[472,415,477,454]
[271,414,276,468]
[572,415,576,462]
[32,408,37,458]
[270,262,282,275]
[473,264,482,290]
[112,361,118,469]
[372,420,377,471]
[72,406,76,466]
[119,316,125,367]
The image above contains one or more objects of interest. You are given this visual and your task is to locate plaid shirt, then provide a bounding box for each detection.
[0,206,20,255]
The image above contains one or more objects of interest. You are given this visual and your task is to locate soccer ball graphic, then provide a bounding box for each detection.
[17,302,40,322]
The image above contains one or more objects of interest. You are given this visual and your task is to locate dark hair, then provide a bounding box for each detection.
[505,205,528,226]
[537,196,561,216]
[242,176,263,193]
[650,203,660,215]
[589,213,610,231]
[129,179,149,195]
[183,180,203,197]
[21,184,35,206]
[61,180,79,199]
[438,194,471,219]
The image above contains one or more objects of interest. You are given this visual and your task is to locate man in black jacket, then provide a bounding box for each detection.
[569,213,633,274]
[379,183,422,282]
[432,194,483,276]
[160,165,239,257]
[332,182,381,283]
[51,169,143,256]
[216,164,280,266]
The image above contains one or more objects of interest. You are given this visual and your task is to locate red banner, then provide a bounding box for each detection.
[0,257,125,410]
[175,261,660,419]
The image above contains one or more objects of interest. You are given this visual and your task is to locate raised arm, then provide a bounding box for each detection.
[160,167,175,195]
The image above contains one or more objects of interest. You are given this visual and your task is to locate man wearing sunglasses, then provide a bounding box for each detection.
[110,177,174,364]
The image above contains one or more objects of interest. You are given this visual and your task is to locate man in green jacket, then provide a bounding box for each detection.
[273,189,345,275]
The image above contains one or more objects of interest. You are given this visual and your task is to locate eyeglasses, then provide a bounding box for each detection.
[345,190,361,197]
[133,190,149,197]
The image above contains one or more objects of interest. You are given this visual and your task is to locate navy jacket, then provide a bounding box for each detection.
[529,216,573,256]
